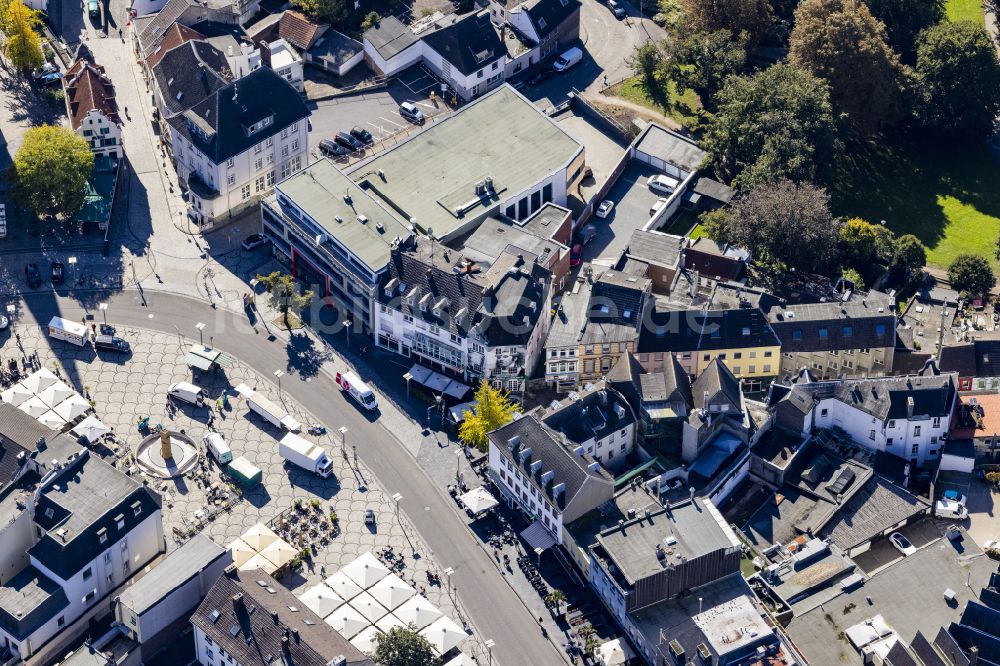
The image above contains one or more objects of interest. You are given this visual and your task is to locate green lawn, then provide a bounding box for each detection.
[660,210,706,238]
[832,142,1000,269]
[945,0,985,23]
[603,76,704,129]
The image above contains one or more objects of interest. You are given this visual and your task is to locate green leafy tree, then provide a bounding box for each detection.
[371,625,435,666]
[789,0,908,137]
[860,0,944,55]
[13,125,93,217]
[662,28,748,110]
[459,381,516,452]
[890,234,927,282]
[914,21,1000,140]
[291,0,347,27]
[724,179,842,271]
[703,63,841,188]
[2,0,43,73]
[679,0,773,45]
[947,254,995,297]
[698,207,732,243]
[841,267,866,290]
[546,590,567,614]
[255,271,314,327]
[361,11,380,31]
[628,42,663,94]
[839,217,895,268]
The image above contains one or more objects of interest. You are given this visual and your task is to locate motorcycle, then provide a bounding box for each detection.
[308,424,327,435]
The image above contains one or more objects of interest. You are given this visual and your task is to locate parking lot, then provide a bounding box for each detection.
[307,66,450,157]
[962,476,999,548]
[581,161,663,264]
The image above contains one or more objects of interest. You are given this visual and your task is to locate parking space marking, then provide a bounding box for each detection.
[378,115,406,130]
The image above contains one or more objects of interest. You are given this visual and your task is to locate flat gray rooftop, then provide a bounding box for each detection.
[118,533,227,615]
[348,85,582,241]
[634,124,706,174]
[460,216,564,268]
[546,282,591,349]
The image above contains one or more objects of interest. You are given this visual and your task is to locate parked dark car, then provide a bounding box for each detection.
[319,139,349,157]
[94,334,130,352]
[350,126,373,144]
[25,264,41,288]
[528,69,556,86]
[608,0,626,18]
[570,244,582,267]
[334,131,363,151]
[88,0,100,18]
[50,261,64,285]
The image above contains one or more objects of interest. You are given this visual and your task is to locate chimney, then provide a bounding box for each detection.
[703,390,710,406]
[969,646,980,666]
[907,396,914,418]
[689,487,695,502]
[232,593,245,613]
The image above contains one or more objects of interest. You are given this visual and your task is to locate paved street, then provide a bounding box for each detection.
[4,290,565,666]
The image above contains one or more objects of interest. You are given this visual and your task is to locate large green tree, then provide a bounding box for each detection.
[789,0,908,137]
[255,271,314,327]
[628,42,663,93]
[13,125,93,217]
[703,63,841,188]
[371,625,435,666]
[914,21,1000,140]
[839,217,894,268]
[2,0,43,73]
[291,0,347,27]
[861,0,944,55]
[718,179,842,271]
[890,234,927,282]
[661,28,748,110]
[459,381,516,452]
[947,254,995,297]
[679,0,773,45]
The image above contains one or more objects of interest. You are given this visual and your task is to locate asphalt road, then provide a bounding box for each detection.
[11,290,561,666]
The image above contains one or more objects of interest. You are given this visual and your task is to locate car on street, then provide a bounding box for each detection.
[241,234,269,251]
[38,71,63,86]
[50,261,64,285]
[889,532,917,556]
[647,174,679,194]
[570,244,582,267]
[365,509,376,525]
[25,264,41,288]
[32,63,57,80]
[552,47,582,72]
[0,315,8,330]
[528,69,556,86]
[595,200,614,219]
[608,0,626,18]
[319,139,349,157]
[650,198,668,216]
[399,101,425,124]
[88,0,100,18]
[350,126,373,144]
[334,131,364,151]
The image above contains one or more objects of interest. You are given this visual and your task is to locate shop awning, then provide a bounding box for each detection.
[405,364,470,401]
[520,521,557,552]
[448,401,477,424]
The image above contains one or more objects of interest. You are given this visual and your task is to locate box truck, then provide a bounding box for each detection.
[279,432,333,478]
[48,317,89,346]
[228,456,262,488]
[234,383,301,432]
[335,371,378,411]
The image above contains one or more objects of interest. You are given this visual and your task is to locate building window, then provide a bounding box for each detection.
[241,184,251,199]
[932,417,941,428]
[255,158,263,170]
[227,174,235,186]
[282,146,289,158]
[911,444,919,455]
[292,139,299,151]
[226,158,234,168]
[281,128,289,138]
[888,420,895,428]
[792,330,802,341]
[255,176,266,193]
[869,430,875,440]
[267,171,275,187]
[733,352,742,359]
[84,590,96,604]
[821,408,828,417]
[914,426,921,436]
[83,567,93,580]
[58,616,65,627]
[818,328,828,339]
[254,143,262,154]
[542,183,553,203]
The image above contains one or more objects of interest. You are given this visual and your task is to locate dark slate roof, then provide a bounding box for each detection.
[151,40,232,117]
[819,477,929,549]
[692,359,741,411]
[541,382,636,446]
[166,67,309,164]
[975,339,1000,377]
[684,238,745,281]
[0,404,54,491]
[765,292,896,353]
[625,229,684,269]
[137,0,235,57]
[0,566,69,640]
[421,11,504,76]
[909,630,954,666]
[363,15,419,60]
[638,306,778,353]
[487,414,612,512]
[525,0,580,37]
[192,568,374,666]
[831,373,956,421]
[29,451,162,580]
[607,352,692,412]
[940,343,977,378]
[589,271,648,329]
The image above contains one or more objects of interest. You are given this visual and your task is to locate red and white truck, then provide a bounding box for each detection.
[335,371,378,411]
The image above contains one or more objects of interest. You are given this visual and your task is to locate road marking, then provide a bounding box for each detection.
[379,115,405,129]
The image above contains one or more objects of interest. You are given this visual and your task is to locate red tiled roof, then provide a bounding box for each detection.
[278,10,325,51]
[63,59,120,131]
[145,23,204,69]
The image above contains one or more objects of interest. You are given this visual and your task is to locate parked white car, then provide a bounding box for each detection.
[650,198,668,215]
[595,200,614,219]
[935,499,969,520]
[889,532,916,556]
[647,174,679,194]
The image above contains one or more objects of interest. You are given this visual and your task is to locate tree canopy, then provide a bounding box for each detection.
[717,179,842,271]
[890,234,927,282]
[860,0,944,55]
[914,20,1000,140]
[290,0,347,27]
[789,0,908,137]
[459,381,516,452]
[661,28,748,110]
[679,0,772,45]
[947,254,995,297]
[2,0,43,73]
[703,63,841,188]
[371,625,435,666]
[839,217,894,268]
[255,271,314,327]
[13,125,94,217]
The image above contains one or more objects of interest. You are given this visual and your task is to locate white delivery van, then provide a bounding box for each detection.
[233,383,302,432]
[203,432,233,464]
[552,47,583,72]
[279,432,333,477]
[335,371,378,411]
[167,382,206,406]
[935,499,969,520]
[48,317,89,346]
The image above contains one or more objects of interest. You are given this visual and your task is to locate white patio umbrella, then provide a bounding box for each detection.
[459,487,499,515]
[341,551,390,589]
[368,573,416,611]
[348,591,389,623]
[238,552,278,575]
[393,595,442,630]
[53,394,92,422]
[21,368,58,395]
[0,383,34,407]
[240,522,280,552]
[37,381,75,408]
[325,570,363,601]
[375,613,406,634]
[18,395,50,418]
[298,583,343,618]
[37,410,66,429]
[420,616,466,655]
[70,415,110,444]
[324,604,369,639]
[229,538,258,568]
[258,538,298,569]
[598,638,634,666]
[350,626,384,653]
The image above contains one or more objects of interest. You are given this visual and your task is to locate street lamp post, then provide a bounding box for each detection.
[98,302,108,326]
[344,319,352,346]
[485,639,495,666]
[68,256,77,286]
[455,448,462,484]
[6,304,15,334]
[274,370,284,394]
[339,426,348,458]
[443,567,454,601]
[195,322,206,346]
